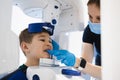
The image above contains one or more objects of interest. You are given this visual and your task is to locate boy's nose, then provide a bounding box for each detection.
[46,42,52,50]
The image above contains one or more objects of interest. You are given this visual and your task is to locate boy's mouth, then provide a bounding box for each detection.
[45,50,53,59]
[43,50,51,58]
[44,50,49,53]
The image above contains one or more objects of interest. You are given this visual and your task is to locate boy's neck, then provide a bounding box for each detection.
[25,59,39,66]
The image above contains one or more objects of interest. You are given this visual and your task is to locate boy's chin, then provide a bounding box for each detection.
[42,56,50,59]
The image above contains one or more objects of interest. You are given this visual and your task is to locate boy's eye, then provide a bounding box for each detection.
[40,39,45,42]
[39,39,52,43]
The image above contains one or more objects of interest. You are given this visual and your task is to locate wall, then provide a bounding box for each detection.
[101,0,120,80]
[0,0,19,75]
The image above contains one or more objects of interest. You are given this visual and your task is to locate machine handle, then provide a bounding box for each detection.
[62,69,81,76]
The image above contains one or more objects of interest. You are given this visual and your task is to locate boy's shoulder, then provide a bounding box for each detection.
[0,64,28,80]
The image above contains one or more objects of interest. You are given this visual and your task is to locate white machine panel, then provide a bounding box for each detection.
[13,0,85,36]
[27,66,85,80]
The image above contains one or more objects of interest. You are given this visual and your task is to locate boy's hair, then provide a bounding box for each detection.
[19,28,50,45]
[87,0,100,8]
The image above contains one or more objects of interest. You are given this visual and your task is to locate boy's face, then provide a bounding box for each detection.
[26,32,53,60]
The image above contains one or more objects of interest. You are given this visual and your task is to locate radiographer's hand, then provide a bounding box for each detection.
[52,40,59,50]
[47,50,76,66]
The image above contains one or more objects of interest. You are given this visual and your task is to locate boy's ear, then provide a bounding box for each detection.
[20,42,30,54]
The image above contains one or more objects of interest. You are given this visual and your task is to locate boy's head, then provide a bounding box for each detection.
[19,22,54,45]
[19,22,54,62]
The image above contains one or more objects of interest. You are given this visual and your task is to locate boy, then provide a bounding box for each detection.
[1,22,54,80]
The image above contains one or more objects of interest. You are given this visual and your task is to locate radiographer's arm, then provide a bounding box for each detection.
[47,49,101,79]
[47,41,101,79]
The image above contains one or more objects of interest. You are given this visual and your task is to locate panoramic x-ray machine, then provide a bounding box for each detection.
[13,0,85,80]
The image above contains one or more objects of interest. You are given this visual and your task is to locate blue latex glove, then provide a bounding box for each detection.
[52,40,59,50]
[47,50,76,66]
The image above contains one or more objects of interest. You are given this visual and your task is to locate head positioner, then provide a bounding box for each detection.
[28,22,54,35]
